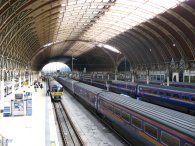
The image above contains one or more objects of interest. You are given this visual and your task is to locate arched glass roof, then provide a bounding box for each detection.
[1,0,193,71]
[81,0,186,42]
[37,0,186,57]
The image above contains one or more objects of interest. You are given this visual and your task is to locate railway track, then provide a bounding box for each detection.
[53,102,83,146]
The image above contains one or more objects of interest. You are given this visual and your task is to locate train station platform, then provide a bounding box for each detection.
[0,82,59,146]
[0,79,129,146]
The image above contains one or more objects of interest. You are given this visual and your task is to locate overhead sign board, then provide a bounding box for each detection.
[15,94,23,100]
[22,81,28,85]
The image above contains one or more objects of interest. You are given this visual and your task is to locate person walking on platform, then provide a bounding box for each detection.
[46,89,50,96]
[34,85,37,92]
[40,84,43,89]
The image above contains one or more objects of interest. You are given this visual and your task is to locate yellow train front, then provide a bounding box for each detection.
[49,79,63,101]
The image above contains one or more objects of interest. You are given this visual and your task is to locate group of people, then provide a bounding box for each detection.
[34,80,43,92]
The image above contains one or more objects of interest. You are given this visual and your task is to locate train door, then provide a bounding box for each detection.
[137,85,143,100]
[95,95,99,112]
[172,72,179,82]
[179,71,183,82]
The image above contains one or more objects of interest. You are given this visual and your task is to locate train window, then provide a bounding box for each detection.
[148,89,153,94]
[132,117,142,129]
[160,131,180,146]
[191,97,195,102]
[106,104,113,112]
[144,123,158,139]
[121,112,130,122]
[152,90,158,95]
[101,101,105,107]
[52,87,57,92]
[181,95,189,100]
[109,106,114,112]
[159,91,164,96]
[114,108,121,117]
[166,92,171,97]
[184,143,192,146]
[173,94,179,99]
[59,87,63,92]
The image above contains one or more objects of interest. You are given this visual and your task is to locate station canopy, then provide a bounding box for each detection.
[0,0,194,71]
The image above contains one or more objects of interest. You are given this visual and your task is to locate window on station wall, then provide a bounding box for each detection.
[184,76,195,83]
[41,62,71,76]
[157,75,160,81]
[161,75,165,81]
[191,76,195,83]
[184,76,189,82]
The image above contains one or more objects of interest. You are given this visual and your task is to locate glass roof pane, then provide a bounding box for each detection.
[94,0,103,2]
[54,0,186,43]
[77,0,86,3]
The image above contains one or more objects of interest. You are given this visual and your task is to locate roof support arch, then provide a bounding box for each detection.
[108,38,142,64]
[119,31,154,63]
[126,29,163,62]
[152,17,187,59]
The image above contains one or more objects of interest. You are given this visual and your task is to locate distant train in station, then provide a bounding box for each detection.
[48,78,63,101]
[57,77,195,146]
[70,77,195,115]
[136,80,195,89]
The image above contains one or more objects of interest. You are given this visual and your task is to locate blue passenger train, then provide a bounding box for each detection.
[48,78,63,101]
[57,77,195,146]
[136,79,195,89]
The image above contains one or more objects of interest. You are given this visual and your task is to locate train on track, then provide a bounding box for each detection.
[48,78,63,101]
[136,80,195,89]
[57,77,195,146]
[76,77,195,115]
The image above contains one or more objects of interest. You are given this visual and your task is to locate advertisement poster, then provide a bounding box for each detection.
[12,100,24,116]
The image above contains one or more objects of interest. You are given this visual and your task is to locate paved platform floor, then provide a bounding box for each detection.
[0,82,59,146]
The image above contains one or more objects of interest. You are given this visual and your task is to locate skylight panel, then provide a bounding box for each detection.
[97,5,104,9]
[94,0,103,2]
[74,7,82,10]
[82,6,88,9]
[139,4,161,14]
[68,1,77,5]
[90,5,97,9]
[98,43,121,54]
[61,3,66,7]
[66,8,73,12]
[77,0,86,4]
[56,0,186,44]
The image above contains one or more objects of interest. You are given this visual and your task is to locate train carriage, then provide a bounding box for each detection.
[48,79,63,101]
[97,91,195,146]
[91,78,107,89]
[76,77,195,115]
[137,84,195,114]
[74,82,103,109]
[110,80,137,97]
[57,77,78,93]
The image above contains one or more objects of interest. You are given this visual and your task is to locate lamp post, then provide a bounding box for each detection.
[125,56,126,81]
[72,54,73,73]
[71,55,77,73]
